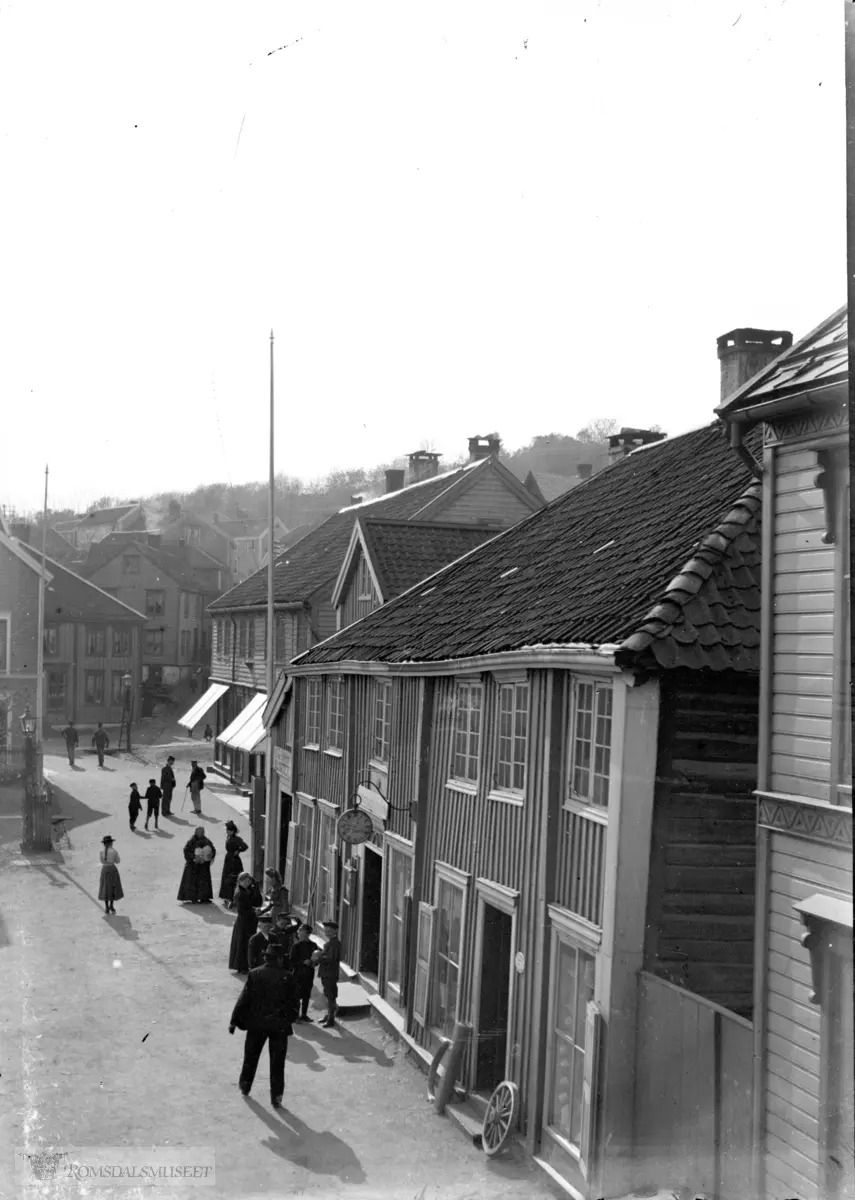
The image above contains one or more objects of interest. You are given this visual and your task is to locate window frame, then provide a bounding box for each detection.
[490,677,529,801]
[305,678,322,748]
[43,625,59,657]
[429,862,470,1043]
[84,670,105,706]
[451,680,482,786]
[145,629,164,656]
[0,613,10,673]
[372,679,393,764]
[111,671,127,705]
[325,677,345,754]
[85,625,106,658]
[384,836,414,1004]
[567,678,614,812]
[121,554,140,574]
[291,796,316,912]
[112,627,131,657]
[145,589,165,617]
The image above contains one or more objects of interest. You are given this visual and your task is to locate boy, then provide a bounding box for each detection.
[312,919,341,1028]
[128,783,142,832]
[290,924,316,1022]
[144,779,162,830]
[248,914,272,970]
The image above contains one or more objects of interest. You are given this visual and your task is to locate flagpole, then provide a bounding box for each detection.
[36,465,48,784]
[264,331,275,876]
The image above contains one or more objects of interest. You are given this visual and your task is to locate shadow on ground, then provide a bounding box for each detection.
[48,784,112,834]
[244,1096,366,1182]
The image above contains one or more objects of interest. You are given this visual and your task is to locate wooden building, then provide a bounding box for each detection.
[275,416,768,1199]
[718,311,852,1200]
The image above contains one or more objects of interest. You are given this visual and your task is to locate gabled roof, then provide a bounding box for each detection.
[209,456,530,612]
[15,542,146,621]
[82,539,223,594]
[523,470,579,504]
[0,531,54,580]
[77,503,141,528]
[292,421,763,671]
[717,306,848,420]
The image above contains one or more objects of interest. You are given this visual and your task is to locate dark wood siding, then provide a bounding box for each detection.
[644,672,759,1018]
[386,678,420,840]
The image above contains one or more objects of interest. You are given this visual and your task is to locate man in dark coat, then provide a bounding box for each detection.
[248,914,273,970]
[92,723,110,768]
[312,919,341,1028]
[229,946,299,1109]
[62,722,79,766]
[144,779,162,830]
[188,761,206,816]
[290,924,316,1022]
[160,756,176,816]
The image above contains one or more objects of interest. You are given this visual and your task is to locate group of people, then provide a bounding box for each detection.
[62,722,111,768]
[127,757,208,830]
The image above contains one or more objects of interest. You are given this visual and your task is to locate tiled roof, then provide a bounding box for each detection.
[718,306,848,416]
[81,540,222,594]
[16,542,146,622]
[293,422,763,671]
[361,520,503,601]
[524,471,579,504]
[77,504,139,526]
[209,461,486,612]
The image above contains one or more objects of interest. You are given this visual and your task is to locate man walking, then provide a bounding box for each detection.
[144,779,162,831]
[160,756,176,816]
[312,919,341,1029]
[62,722,78,766]
[188,760,206,816]
[92,723,110,768]
[229,945,299,1110]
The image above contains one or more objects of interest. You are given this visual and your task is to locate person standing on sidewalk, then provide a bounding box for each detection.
[312,919,341,1028]
[61,722,78,766]
[92,723,110,768]
[290,924,316,1022]
[247,913,273,970]
[177,827,216,904]
[229,945,299,1110]
[98,836,124,915]
[128,783,142,832]
[160,757,176,817]
[188,761,206,815]
[144,779,162,830]
[229,872,263,974]
[219,821,248,907]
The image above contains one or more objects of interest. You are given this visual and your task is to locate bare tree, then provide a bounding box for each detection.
[575,418,620,444]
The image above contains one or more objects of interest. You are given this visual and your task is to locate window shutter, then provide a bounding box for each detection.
[400,889,413,1009]
[282,821,299,892]
[579,1000,603,1181]
[412,902,436,1029]
[325,843,338,925]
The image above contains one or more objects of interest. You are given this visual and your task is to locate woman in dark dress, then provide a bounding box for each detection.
[228,871,263,973]
[219,820,248,907]
[177,827,217,904]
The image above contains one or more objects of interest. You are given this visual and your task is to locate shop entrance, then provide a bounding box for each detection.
[475,904,513,1093]
[360,844,383,978]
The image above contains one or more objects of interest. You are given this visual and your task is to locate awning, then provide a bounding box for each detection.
[218,692,267,752]
[262,673,292,730]
[178,682,230,731]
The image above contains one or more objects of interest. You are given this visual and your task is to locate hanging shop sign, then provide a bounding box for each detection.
[337,807,374,845]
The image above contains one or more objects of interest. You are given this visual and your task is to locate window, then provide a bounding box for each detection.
[238,618,247,659]
[145,630,164,656]
[247,618,255,660]
[200,629,209,653]
[185,526,201,546]
[145,590,165,616]
[452,682,482,783]
[85,626,106,657]
[275,614,290,662]
[326,678,344,751]
[357,556,376,619]
[385,844,412,1001]
[85,671,105,705]
[112,628,131,656]
[224,620,232,657]
[431,875,465,1040]
[121,555,140,574]
[292,802,315,909]
[316,808,338,925]
[111,671,127,704]
[494,681,528,794]
[47,671,66,712]
[547,940,596,1150]
[373,680,392,762]
[180,629,191,658]
[0,617,7,672]
[43,626,59,656]
[215,619,224,656]
[570,680,613,808]
[182,593,190,619]
[305,678,322,746]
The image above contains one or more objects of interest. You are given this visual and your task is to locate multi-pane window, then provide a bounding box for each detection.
[111,671,127,704]
[571,681,613,808]
[145,630,164,655]
[85,626,106,657]
[182,593,190,619]
[145,590,165,616]
[452,682,482,782]
[316,809,337,923]
[356,556,376,619]
[326,678,344,751]
[548,941,595,1149]
[431,877,464,1040]
[0,617,7,672]
[292,804,315,909]
[386,847,412,1000]
[373,680,393,762]
[305,679,322,745]
[47,671,66,712]
[85,671,105,705]
[185,526,201,546]
[180,629,191,658]
[113,628,131,656]
[494,682,528,793]
[275,614,288,662]
[43,626,59,656]
[121,555,139,574]
[237,619,247,659]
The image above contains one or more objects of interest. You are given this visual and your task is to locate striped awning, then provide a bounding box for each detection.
[178,682,229,731]
[218,692,267,752]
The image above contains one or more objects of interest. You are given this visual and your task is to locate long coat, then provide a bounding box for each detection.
[230,963,299,1035]
[177,836,216,902]
[229,881,262,972]
[219,834,249,902]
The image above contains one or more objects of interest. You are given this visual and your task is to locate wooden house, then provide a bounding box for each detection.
[717,311,852,1200]
[276,417,768,1200]
[62,502,146,549]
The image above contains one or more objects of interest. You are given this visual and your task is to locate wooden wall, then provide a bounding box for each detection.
[338,550,381,631]
[437,470,536,526]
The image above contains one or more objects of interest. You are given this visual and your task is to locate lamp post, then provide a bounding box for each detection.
[20,706,50,851]
[122,672,133,753]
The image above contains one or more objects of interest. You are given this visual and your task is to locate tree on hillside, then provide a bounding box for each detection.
[575,418,620,444]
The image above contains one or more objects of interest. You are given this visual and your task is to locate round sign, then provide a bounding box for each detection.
[514,952,525,975]
[337,807,373,845]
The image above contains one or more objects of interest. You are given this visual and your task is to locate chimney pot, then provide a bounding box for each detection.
[407,451,441,484]
[468,435,501,462]
[577,463,593,480]
[717,327,793,403]
[385,469,406,494]
[350,495,363,506]
[607,428,666,464]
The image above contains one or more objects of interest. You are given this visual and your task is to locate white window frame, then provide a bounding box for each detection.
[429,862,470,1044]
[315,802,340,928]
[383,834,414,1005]
[469,878,519,1089]
[291,794,316,913]
[372,679,392,764]
[568,678,614,812]
[490,677,528,802]
[451,680,482,786]
[325,677,344,755]
[305,678,322,749]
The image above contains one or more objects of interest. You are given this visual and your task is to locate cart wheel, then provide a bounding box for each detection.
[482,1080,519,1156]
[426,1038,450,1103]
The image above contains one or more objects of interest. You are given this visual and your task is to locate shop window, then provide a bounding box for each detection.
[547,939,595,1151]
[385,844,412,1001]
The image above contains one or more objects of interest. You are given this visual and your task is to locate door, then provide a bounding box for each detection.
[278,793,292,882]
[360,844,383,977]
[475,904,513,1092]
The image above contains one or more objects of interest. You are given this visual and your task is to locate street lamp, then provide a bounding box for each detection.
[20,706,50,851]
[122,672,133,752]
[20,708,36,736]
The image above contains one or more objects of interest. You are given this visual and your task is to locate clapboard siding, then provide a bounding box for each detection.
[436,471,535,526]
[386,677,421,839]
[312,598,337,644]
[338,551,381,630]
[293,676,347,802]
[555,808,606,926]
[644,673,758,1017]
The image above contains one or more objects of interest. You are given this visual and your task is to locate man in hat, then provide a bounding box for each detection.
[312,919,341,1028]
[92,722,110,768]
[188,761,206,816]
[248,913,273,970]
[160,756,176,816]
[144,779,162,831]
[229,944,299,1109]
[61,721,79,766]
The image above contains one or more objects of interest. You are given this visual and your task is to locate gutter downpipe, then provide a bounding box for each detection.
[728,418,763,481]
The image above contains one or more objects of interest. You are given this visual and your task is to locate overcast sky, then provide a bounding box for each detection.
[1,1,845,514]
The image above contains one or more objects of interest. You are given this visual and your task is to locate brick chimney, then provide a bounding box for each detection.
[407,451,441,484]
[576,463,593,480]
[385,469,405,494]
[468,435,501,462]
[607,428,667,465]
[717,327,793,403]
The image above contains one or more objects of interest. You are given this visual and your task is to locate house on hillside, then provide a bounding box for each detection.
[58,502,147,549]
[718,312,852,1200]
[200,439,543,799]
[210,513,291,583]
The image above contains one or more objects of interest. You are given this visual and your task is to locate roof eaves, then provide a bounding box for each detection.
[330,520,365,611]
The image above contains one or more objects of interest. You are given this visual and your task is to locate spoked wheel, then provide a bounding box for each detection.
[481,1080,519,1156]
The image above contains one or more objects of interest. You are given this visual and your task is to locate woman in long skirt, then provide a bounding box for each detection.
[219,821,248,907]
[259,867,290,922]
[177,827,217,904]
[228,872,262,974]
[98,835,124,915]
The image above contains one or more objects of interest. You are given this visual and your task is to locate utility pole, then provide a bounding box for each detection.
[262,330,276,877]
[22,465,51,851]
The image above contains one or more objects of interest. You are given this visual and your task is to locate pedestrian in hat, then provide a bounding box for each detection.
[268,910,299,959]
[219,821,248,908]
[229,944,299,1110]
[144,779,162,831]
[229,872,263,974]
[177,827,216,904]
[312,919,341,1028]
[204,723,213,742]
[92,722,110,768]
[248,913,273,970]
[188,760,206,816]
[128,783,142,832]
[160,756,176,816]
[98,836,124,915]
[61,721,78,766]
[290,924,316,1022]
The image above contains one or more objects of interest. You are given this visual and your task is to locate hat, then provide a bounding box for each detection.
[167,755,175,762]
[191,759,198,765]
[263,944,285,962]
[258,913,273,924]
[102,835,114,844]
[225,820,237,831]
[130,782,138,789]
[322,919,338,930]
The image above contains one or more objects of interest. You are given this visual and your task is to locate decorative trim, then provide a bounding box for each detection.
[435,860,471,889]
[475,877,520,909]
[445,778,477,798]
[764,405,848,444]
[795,893,854,1006]
[547,903,602,949]
[756,791,852,847]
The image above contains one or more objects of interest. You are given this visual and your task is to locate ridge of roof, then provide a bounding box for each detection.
[337,459,481,513]
[16,541,146,619]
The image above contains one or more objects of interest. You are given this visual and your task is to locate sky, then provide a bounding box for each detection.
[0,1,845,514]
